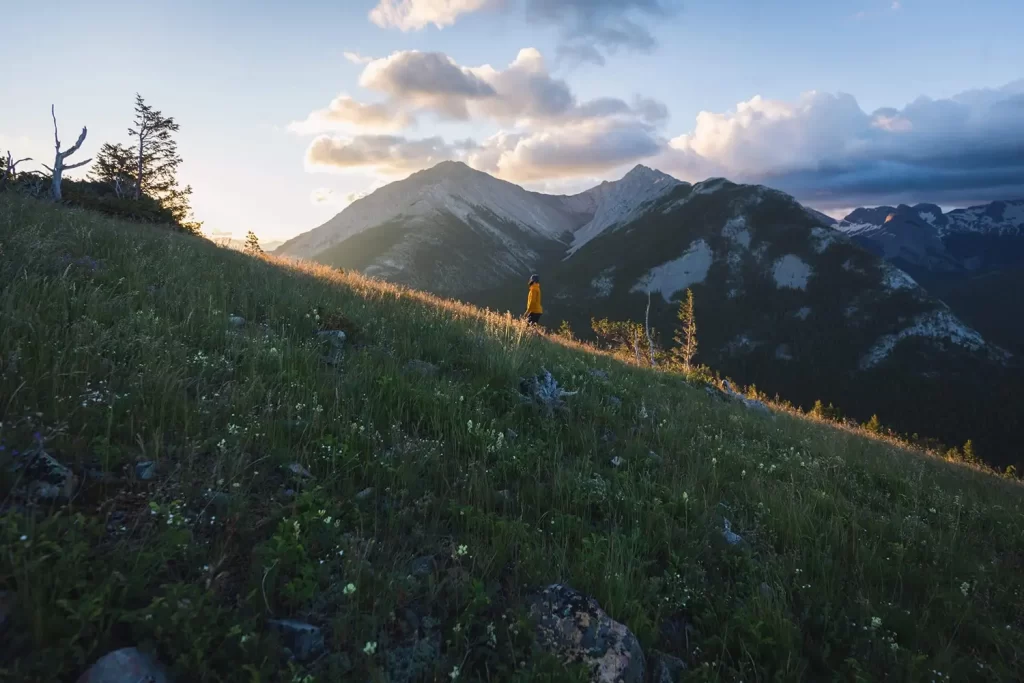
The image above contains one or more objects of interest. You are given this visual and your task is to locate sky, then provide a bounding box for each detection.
[3,0,1023,241]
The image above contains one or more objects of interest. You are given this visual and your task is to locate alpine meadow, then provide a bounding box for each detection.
[4,1,1024,682]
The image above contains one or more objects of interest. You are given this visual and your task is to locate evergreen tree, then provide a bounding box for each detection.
[963,439,978,464]
[90,142,136,197]
[671,288,698,371]
[243,231,263,256]
[865,414,882,433]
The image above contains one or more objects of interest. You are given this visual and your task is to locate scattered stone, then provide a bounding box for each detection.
[206,491,232,512]
[85,468,120,484]
[268,619,324,662]
[354,487,374,501]
[601,429,617,443]
[722,518,743,546]
[10,445,77,500]
[317,330,347,365]
[590,369,609,381]
[281,488,296,500]
[648,650,687,683]
[519,368,577,415]
[528,583,645,683]
[505,428,519,441]
[135,461,157,481]
[228,315,246,327]
[647,451,664,466]
[611,456,626,468]
[403,359,439,377]
[495,489,513,503]
[76,647,171,683]
[385,631,441,683]
[658,615,695,655]
[743,398,772,416]
[759,582,774,599]
[607,396,622,409]
[287,462,312,478]
[0,590,11,632]
[409,555,436,577]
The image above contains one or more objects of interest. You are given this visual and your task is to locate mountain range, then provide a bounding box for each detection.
[276,163,1023,465]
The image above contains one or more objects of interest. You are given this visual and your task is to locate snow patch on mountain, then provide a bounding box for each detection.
[692,178,729,196]
[859,310,989,369]
[772,255,812,290]
[591,267,616,297]
[882,264,919,291]
[794,307,812,320]
[722,217,751,248]
[632,239,713,302]
[567,166,683,256]
[811,227,842,254]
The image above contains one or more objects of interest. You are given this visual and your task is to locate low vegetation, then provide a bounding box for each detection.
[2,195,1024,682]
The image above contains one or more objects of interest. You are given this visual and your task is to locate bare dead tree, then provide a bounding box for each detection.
[1,151,32,189]
[643,292,659,368]
[41,105,91,201]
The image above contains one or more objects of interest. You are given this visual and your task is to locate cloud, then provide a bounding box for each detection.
[369,0,498,30]
[661,80,1024,207]
[354,48,668,126]
[289,95,413,133]
[310,187,373,207]
[367,0,679,65]
[344,51,374,65]
[305,134,458,175]
[468,118,663,182]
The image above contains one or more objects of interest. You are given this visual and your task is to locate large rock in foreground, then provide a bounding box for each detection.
[77,647,171,683]
[528,583,645,683]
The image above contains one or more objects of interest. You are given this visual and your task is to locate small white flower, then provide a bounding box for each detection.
[450,665,461,680]
[20,535,28,542]
[456,544,468,557]
[363,641,377,655]
[871,616,882,630]
[344,583,357,595]
[741,469,747,478]
[711,458,717,465]
[960,581,970,597]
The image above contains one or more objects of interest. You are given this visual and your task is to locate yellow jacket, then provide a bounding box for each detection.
[526,282,543,314]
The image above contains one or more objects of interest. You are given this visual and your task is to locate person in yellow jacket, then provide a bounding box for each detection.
[525,274,543,326]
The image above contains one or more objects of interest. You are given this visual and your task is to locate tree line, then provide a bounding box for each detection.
[1,94,200,233]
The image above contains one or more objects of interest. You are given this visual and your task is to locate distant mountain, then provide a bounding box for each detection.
[279,162,1022,465]
[209,235,284,252]
[836,199,1024,355]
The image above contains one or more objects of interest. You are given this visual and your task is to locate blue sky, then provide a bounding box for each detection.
[3,0,1022,241]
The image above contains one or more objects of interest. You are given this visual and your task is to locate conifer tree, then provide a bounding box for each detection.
[865,414,882,433]
[672,288,698,371]
[243,230,263,256]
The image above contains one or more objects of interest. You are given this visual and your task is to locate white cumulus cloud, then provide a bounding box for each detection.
[369,0,498,30]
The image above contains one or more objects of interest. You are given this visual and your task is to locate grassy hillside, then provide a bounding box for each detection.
[2,195,1024,682]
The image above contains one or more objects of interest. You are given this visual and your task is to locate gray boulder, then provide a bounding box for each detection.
[76,647,170,683]
[10,445,76,500]
[317,330,346,365]
[528,584,645,683]
[267,619,325,662]
[648,650,687,683]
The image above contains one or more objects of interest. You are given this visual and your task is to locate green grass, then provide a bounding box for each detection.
[2,195,1024,682]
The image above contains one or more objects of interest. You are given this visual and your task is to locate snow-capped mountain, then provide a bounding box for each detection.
[276,162,691,294]
[564,165,684,256]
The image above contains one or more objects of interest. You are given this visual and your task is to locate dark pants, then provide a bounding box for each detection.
[526,313,542,326]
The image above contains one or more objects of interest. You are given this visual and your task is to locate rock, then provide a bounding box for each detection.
[11,446,77,500]
[267,619,325,662]
[607,396,622,408]
[76,647,171,683]
[590,369,609,381]
[287,462,312,478]
[135,461,157,481]
[759,582,774,599]
[741,397,772,416]
[658,615,694,655]
[355,487,374,501]
[281,488,296,500]
[519,368,577,415]
[317,330,347,365]
[647,451,664,466]
[0,590,11,632]
[206,491,232,511]
[528,584,645,683]
[505,428,519,441]
[611,456,626,468]
[228,315,246,327]
[722,518,743,546]
[409,555,436,577]
[385,631,441,683]
[403,359,439,377]
[648,650,687,683]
